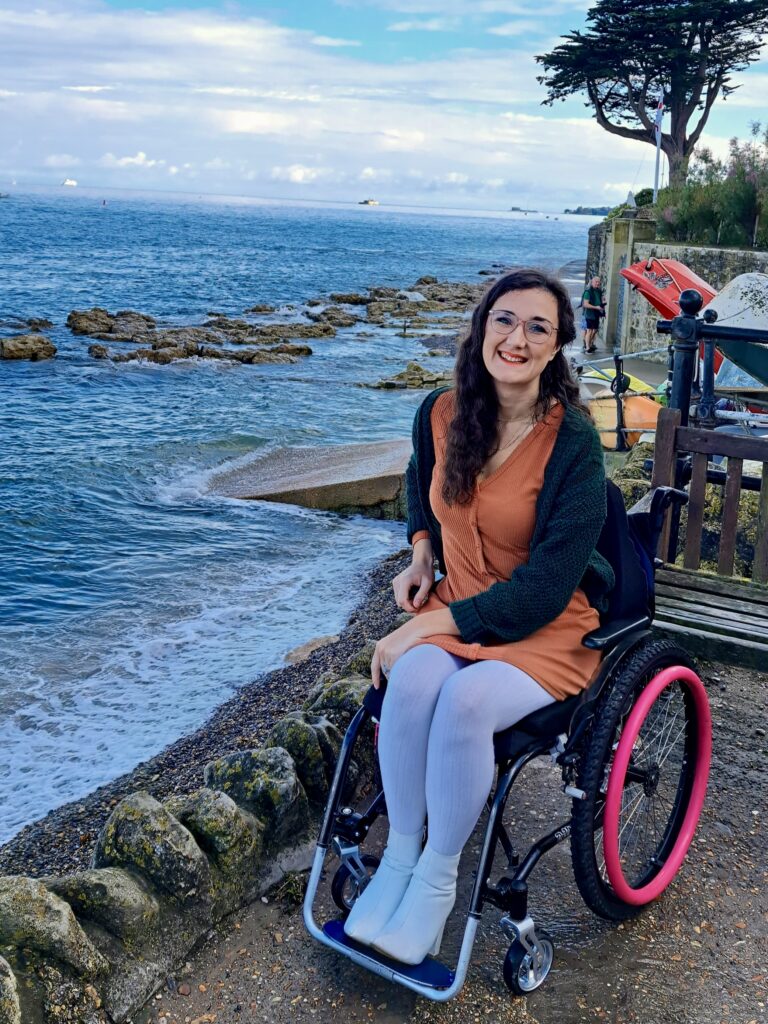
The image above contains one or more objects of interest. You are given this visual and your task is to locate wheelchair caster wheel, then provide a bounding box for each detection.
[330,855,380,917]
[503,930,554,995]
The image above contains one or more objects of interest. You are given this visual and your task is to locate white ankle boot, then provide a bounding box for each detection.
[343,827,423,946]
[371,844,460,964]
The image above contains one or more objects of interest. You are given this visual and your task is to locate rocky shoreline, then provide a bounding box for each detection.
[0,550,409,880]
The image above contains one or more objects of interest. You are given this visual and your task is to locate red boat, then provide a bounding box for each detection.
[620,257,721,369]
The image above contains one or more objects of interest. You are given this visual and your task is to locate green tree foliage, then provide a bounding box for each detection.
[657,124,768,248]
[536,1,768,188]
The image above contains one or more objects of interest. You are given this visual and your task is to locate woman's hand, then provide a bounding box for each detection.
[392,539,435,613]
[371,607,460,689]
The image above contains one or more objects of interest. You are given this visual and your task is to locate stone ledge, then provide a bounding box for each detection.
[208,439,411,518]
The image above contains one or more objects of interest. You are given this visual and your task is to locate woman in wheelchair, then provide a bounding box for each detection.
[343,268,615,963]
[304,268,711,997]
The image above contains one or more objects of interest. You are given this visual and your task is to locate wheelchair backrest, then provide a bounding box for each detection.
[596,480,655,624]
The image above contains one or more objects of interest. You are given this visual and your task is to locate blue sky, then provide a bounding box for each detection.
[1,0,766,210]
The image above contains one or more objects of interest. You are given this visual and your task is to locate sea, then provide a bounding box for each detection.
[0,187,596,844]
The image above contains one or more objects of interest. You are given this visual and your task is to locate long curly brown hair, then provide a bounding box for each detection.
[442,268,591,506]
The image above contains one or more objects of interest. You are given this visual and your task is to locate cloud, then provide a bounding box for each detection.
[488,19,542,36]
[311,35,360,46]
[388,18,461,31]
[270,164,331,184]
[44,153,81,168]
[0,0,764,209]
[359,166,393,180]
[214,110,297,135]
[61,85,114,93]
[99,151,163,169]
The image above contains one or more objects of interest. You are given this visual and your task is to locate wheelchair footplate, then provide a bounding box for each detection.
[321,919,455,990]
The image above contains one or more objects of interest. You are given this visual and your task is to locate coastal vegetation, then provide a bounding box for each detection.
[537,0,768,187]
[655,123,768,248]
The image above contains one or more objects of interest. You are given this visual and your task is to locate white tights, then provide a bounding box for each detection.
[377,644,554,856]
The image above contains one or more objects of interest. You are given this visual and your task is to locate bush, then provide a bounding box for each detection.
[655,123,768,248]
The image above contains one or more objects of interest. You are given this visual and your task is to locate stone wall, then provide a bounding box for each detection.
[0,652,383,1024]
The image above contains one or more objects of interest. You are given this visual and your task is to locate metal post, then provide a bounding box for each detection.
[668,289,703,427]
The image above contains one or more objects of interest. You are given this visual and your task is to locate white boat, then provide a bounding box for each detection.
[358,198,379,206]
[62,178,78,187]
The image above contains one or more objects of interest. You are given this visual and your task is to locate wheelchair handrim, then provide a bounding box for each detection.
[603,666,711,905]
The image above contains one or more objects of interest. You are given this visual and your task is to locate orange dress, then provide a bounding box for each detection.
[414,391,601,701]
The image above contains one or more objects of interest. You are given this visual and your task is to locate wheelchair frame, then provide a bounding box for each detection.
[303,486,711,1000]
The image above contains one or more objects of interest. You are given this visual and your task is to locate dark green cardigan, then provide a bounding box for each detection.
[405,387,615,645]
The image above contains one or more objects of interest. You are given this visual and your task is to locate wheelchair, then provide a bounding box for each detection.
[303,481,712,1000]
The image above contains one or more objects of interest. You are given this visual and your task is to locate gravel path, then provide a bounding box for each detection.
[134,654,767,1024]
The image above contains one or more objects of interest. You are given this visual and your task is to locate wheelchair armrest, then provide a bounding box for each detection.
[627,485,688,520]
[582,616,652,650]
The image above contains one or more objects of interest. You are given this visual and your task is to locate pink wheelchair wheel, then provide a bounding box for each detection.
[603,666,711,905]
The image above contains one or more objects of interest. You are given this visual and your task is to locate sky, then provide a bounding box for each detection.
[1,0,767,211]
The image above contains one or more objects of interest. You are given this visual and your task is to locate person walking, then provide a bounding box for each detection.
[581,275,604,353]
[342,268,613,965]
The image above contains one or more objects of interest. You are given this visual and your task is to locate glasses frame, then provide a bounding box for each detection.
[487,309,558,345]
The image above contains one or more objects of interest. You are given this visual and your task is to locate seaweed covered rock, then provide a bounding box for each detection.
[329,292,370,305]
[67,308,156,340]
[265,713,342,804]
[307,305,358,328]
[45,867,160,943]
[609,439,655,508]
[204,748,309,849]
[304,673,371,732]
[93,792,210,903]
[0,956,20,1024]
[163,788,263,882]
[0,333,56,360]
[0,877,108,979]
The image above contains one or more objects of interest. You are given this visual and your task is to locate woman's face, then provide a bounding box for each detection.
[481,287,560,395]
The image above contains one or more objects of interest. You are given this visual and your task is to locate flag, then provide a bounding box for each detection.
[654,91,664,144]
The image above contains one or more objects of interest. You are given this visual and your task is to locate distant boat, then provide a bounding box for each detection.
[62,178,78,187]
[358,198,379,206]
[0,192,9,199]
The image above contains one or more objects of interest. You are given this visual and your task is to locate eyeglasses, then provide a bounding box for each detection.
[487,310,557,344]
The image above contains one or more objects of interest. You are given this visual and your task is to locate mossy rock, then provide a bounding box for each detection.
[44,867,160,943]
[265,713,342,804]
[0,877,108,979]
[621,440,655,481]
[204,747,310,850]
[163,788,263,880]
[613,476,651,508]
[304,674,371,732]
[93,792,211,903]
[0,955,20,1024]
[341,642,376,678]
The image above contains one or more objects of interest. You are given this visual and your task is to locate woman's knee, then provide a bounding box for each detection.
[433,670,493,731]
[384,644,458,709]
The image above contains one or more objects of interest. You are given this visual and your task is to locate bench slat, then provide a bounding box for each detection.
[650,407,680,560]
[717,457,743,577]
[755,466,768,585]
[655,582,766,619]
[655,596,768,635]
[654,605,768,642]
[652,621,768,671]
[677,425,768,462]
[656,566,768,606]
[683,451,708,571]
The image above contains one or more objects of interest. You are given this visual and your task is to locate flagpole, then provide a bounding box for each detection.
[653,90,664,202]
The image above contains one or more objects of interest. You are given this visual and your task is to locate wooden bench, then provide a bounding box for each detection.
[647,406,768,668]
